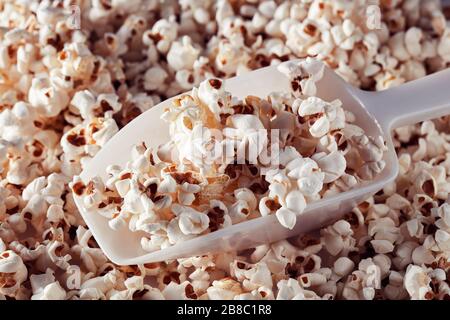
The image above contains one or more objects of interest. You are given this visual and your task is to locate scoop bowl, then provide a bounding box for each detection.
[74,61,450,265]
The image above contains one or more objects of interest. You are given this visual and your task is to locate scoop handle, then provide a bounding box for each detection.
[361,68,450,131]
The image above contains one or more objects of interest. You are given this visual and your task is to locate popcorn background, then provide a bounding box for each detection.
[1,0,450,300]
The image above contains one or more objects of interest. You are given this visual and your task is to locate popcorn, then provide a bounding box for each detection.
[330,19,361,51]
[230,261,273,292]
[8,240,46,262]
[163,281,198,300]
[333,257,355,279]
[173,205,210,236]
[277,58,325,97]
[207,278,243,300]
[167,36,200,71]
[78,271,119,300]
[404,265,433,300]
[61,116,119,168]
[321,220,357,257]
[150,18,178,54]
[342,258,382,300]
[143,65,168,91]
[276,278,323,300]
[0,250,28,297]
[29,76,70,117]
[30,269,67,300]
[71,226,108,274]
[313,151,346,183]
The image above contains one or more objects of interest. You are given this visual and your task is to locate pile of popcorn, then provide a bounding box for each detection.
[1,0,450,300]
[72,58,386,251]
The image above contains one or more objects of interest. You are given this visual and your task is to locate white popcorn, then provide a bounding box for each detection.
[285,190,306,214]
[321,220,356,257]
[144,65,169,91]
[79,271,118,300]
[276,278,322,300]
[71,226,108,274]
[331,19,360,50]
[277,58,325,96]
[275,208,297,230]
[30,269,67,300]
[333,257,355,279]
[405,28,422,57]
[163,281,197,300]
[197,77,226,117]
[151,18,178,53]
[313,151,346,183]
[28,77,70,117]
[207,278,243,300]
[167,36,200,71]
[174,205,209,236]
[0,250,28,297]
[404,265,432,300]
[412,246,435,265]
[370,240,395,254]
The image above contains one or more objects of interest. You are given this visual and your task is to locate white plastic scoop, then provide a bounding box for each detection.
[74,61,450,265]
